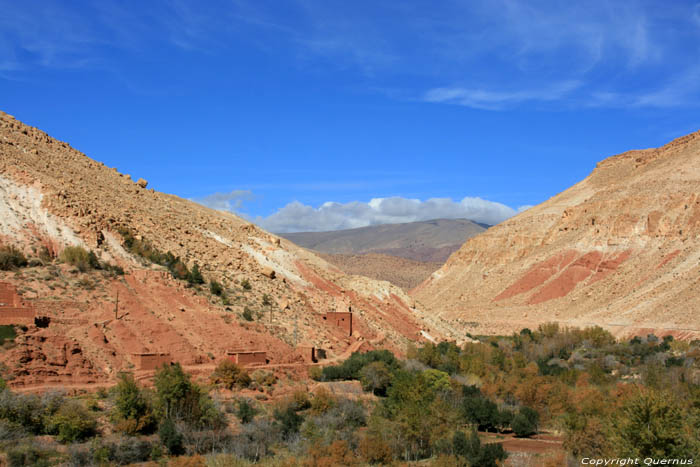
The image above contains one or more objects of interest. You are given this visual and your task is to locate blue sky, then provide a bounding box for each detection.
[2,1,700,232]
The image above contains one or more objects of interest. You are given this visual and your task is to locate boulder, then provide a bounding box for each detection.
[136,178,148,188]
[261,267,276,279]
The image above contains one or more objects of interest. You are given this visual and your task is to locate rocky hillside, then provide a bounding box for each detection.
[318,253,442,290]
[0,110,459,389]
[281,218,487,263]
[413,130,700,339]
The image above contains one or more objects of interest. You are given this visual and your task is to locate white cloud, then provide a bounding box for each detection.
[253,196,518,233]
[195,190,253,211]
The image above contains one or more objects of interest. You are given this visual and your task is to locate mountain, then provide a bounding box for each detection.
[413,130,700,340]
[281,218,487,263]
[0,111,458,389]
[317,253,443,290]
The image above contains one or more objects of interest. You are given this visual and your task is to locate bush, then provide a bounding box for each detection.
[321,349,399,381]
[242,307,254,321]
[188,263,205,285]
[0,389,64,435]
[112,372,156,435]
[87,437,155,465]
[453,429,507,467]
[359,432,394,464]
[310,387,337,415]
[117,228,191,280]
[7,442,57,467]
[210,360,251,390]
[0,245,27,270]
[241,278,251,290]
[47,400,97,443]
[231,419,279,461]
[274,405,303,439]
[209,279,224,296]
[154,364,224,429]
[158,417,184,455]
[235,398,258,424]
[59,246,99,272]
[360,361,392,396]
[512,407,538,437]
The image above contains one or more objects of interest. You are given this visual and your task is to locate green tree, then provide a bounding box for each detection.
[512,407,538,437]
[611,390,695,458]
[360,361,392,396]
[112,372,156,435]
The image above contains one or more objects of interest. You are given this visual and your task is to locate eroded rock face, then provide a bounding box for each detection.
[413,130,700,339]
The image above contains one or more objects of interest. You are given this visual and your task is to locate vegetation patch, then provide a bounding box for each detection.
[0,244,28,271]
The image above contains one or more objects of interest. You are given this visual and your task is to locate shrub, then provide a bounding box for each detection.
[7,442,57,467]
[209,279,224,296]
[112,372,156,435]
[87,437,155,465]
[251,369,276,387]
[262,294,272,306]
[0,325,17,346]
[242,307,254,321]
[310,387,337,415]
[241,278,251,290]
[47,400,97,443]
[360,361,392,396]
[273,405,303,439]
[117,228,191,280]
[359,432,394,464]
[453,429,507,467]
[231,419,279,461]
[59,246,99,272]
[210,360,251,390]
[512,407,538,437]
[158,417,184,455]
[154,363,223,429]
[188,263,205,285]
[321,349,399,381]
[0,245,27,270]
[235,398,258,424]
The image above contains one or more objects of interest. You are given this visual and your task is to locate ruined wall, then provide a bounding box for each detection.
[0,282,35,325]
[227,350,267,366]
[322,312,353,336]
[132,353,172,371]
[297,346,316,363]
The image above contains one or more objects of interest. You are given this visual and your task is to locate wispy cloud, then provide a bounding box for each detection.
[424,80,581,110]
[3,1,700,109]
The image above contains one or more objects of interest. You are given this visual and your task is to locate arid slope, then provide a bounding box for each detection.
[319,253,442,290]
[0,111,458,389]
[413,131,700,339]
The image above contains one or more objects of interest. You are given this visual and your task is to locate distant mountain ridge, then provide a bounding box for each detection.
[280,218,488,263]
